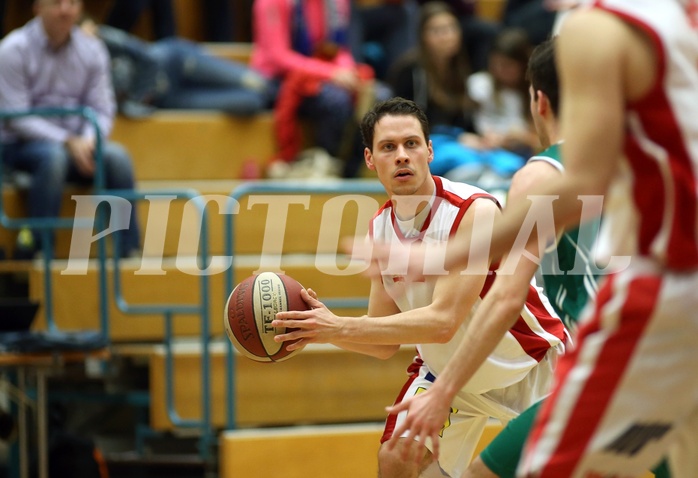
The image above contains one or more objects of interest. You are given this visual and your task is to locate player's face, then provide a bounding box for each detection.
[364,114,434,198]
[35,0,82,44]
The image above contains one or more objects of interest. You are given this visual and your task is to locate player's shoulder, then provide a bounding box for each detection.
[437,176,493,201]
[559,5,638,51]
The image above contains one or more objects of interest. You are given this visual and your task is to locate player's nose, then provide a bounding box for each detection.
[395,145,410,163]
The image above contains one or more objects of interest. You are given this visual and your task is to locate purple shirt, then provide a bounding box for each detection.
[0,17,116,144]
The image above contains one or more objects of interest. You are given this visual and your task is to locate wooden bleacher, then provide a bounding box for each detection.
[219,421,505,478]
[110,113,276,181]
[142,342,417,430]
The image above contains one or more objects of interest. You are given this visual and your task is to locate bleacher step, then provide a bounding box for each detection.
[136,341,418,430]
[110,112,277,181]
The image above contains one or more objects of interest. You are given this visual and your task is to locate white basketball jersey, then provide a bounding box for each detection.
[370,176,567,394]
[595,0,698,270]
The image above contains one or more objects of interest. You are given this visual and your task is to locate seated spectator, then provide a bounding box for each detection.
[416,0,500,72]
[250,0,387,178]
[388,2,525,185]
[80,19,270,117]
[0,0,140,260]
[388,1,477,134]
[459,27,538,176]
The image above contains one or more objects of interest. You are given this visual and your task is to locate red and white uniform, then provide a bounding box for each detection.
[521,1,698,477]
[372,176,567,478]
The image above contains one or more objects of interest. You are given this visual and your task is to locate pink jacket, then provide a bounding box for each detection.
[250,0,356,80]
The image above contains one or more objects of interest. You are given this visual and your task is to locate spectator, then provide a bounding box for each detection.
[417,0,500,73]
[250,0,385,178]
[0,0,140,259]
[388,1,477,134]
[81,20,270,117]
[465,28,537,160]
[388,4,526,186]
[105,0,176,40]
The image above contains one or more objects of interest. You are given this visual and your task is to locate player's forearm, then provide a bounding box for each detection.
[339,307,463,346]
[331,340,401,360]
[434,279,528,397]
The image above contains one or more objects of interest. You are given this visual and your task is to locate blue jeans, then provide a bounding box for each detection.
[2,140,141,256]
[297,82,355,159]
[151,38,270,115]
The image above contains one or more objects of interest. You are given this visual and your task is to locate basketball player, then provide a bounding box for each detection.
[383,37,671,478]
[272,97,567,478]
[371,1,698,476]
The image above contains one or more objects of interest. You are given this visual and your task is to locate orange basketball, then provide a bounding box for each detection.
[224,272,309,362]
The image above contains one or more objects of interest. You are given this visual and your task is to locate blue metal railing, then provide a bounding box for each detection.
[108,189,215,458]
[0,108,215,460]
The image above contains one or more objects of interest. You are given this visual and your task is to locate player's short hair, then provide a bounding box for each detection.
[360,97,430,151]
[527,37,559,116]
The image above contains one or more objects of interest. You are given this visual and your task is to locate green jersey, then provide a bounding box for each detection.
[531,143,599,330]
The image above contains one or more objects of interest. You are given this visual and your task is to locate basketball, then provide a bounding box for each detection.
[224,272,309,362]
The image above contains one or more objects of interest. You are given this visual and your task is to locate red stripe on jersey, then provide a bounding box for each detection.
[531,273,662,477]
[599,3,698,269]
[381,356,423,443]
[517,286,568,361]
[624,136,666,258]
[478,272,564,362]
[369,200,393,240]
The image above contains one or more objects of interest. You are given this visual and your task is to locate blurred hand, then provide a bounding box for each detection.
[481,131,505,150]
[458,132,487,150]
[331,67,360,92]
[384,386,454,463]
[65,136,95,176]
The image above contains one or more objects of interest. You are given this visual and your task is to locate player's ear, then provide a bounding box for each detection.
[427,140,434,164]
[536,90,549,116]
[364,147,375,171]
